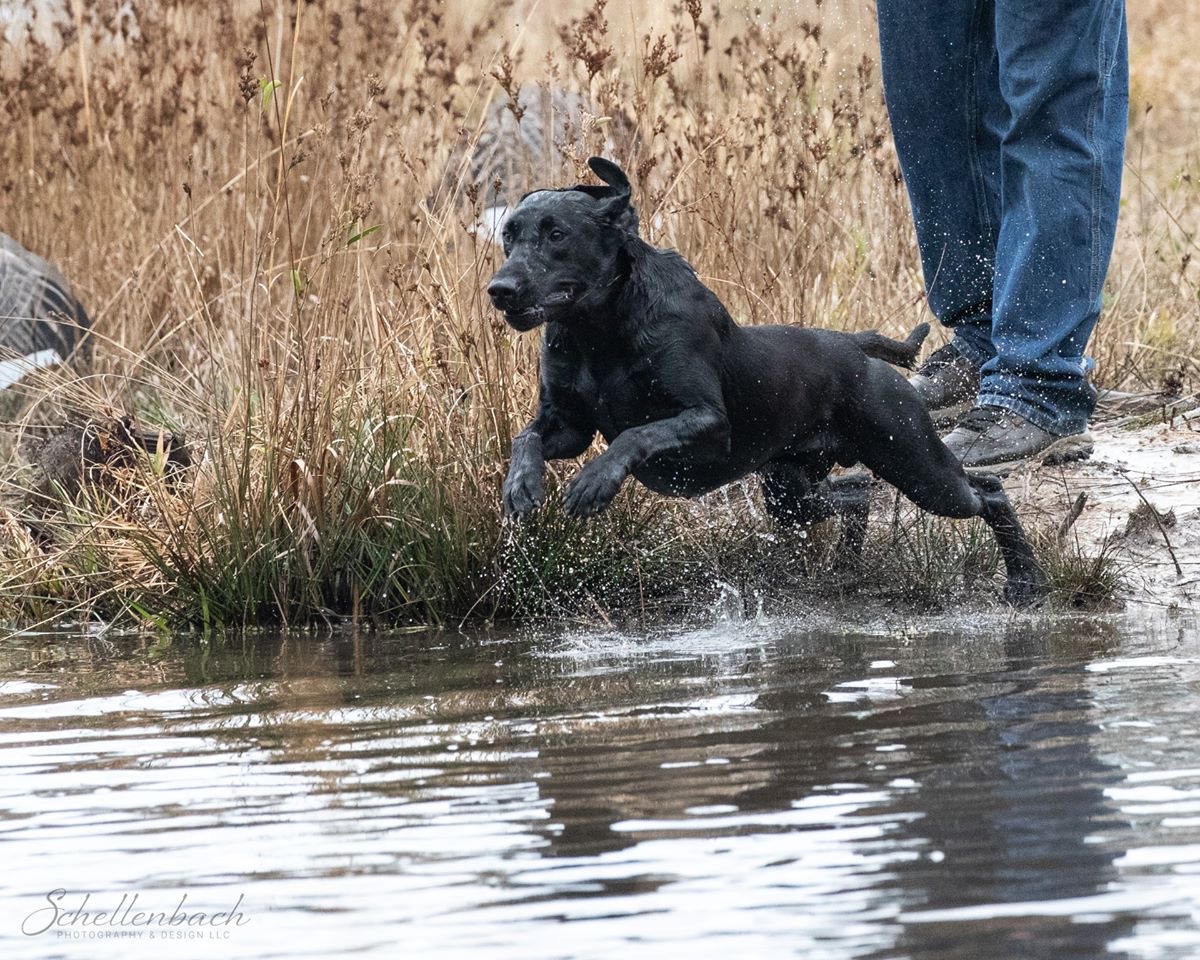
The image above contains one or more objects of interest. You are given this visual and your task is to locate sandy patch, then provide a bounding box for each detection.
[1007,400,1200,610]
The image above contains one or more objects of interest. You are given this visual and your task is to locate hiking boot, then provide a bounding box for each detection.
[908,342,981,426]
[942,405,1094,474]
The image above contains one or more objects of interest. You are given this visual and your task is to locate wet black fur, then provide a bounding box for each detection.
[488,158,1046,605]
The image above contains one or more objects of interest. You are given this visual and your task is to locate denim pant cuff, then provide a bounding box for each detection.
[949,333,991,368]
[977,391,1087,437]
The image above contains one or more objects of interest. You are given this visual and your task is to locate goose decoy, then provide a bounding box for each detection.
[0,232,90,388]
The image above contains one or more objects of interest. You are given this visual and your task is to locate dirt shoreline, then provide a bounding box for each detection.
[1009,397,1200,611]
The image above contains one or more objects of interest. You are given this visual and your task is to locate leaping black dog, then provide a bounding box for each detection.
[487,157,1046,605]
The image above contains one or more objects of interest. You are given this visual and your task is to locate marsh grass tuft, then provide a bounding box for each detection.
[1037,531,1126,611]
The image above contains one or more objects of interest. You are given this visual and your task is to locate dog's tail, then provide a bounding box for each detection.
[850,322,930,369]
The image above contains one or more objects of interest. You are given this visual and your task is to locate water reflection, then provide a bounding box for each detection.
[884,625,1131,960]
[0,613,1198,959]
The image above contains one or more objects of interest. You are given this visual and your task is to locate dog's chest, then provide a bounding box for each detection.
[576,354,664,435]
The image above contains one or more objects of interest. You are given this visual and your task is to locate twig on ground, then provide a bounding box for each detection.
[1057,491,1088,544]
[1119,470,1183,576]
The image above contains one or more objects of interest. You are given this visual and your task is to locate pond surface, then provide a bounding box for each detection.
[1,610,1199,959]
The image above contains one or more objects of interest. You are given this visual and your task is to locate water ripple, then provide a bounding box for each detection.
[0,614,1198,958]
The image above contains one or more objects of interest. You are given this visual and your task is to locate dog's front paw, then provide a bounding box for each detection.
[502,468,544,517]
[563,459,626,517]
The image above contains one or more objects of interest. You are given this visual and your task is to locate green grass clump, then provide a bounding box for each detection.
[1039,533,1125,611]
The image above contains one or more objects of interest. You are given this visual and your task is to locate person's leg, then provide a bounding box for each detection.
[876,0,1002,369]
[979,0,1128,436]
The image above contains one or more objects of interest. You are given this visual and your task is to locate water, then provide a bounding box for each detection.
[2,611,1199,959]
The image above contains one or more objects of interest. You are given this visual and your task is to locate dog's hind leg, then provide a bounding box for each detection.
[759,459,835,529]
[845,362,1047,605]
[968,473,1047,607]
[759,459,869,568]
[825,472,871,569]
[865,449,1046,605]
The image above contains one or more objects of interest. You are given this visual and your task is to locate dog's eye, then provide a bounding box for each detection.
[548,229,566,243]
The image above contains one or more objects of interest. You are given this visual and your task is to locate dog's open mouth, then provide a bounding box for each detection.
[543,288,575,307]
[503,305,546,331]
[503,288,577,330]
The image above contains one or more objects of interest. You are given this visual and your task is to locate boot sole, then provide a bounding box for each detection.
[961,432,1095,476]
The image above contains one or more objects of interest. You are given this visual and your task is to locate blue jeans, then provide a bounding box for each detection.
[877,0,1128,435]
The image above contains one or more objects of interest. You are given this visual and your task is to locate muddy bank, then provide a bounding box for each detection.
[1007,396,1200,610]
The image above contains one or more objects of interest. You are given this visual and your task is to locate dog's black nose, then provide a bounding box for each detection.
[487,276,520,310]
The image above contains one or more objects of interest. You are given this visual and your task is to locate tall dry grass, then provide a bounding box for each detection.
[0,0,1195,626]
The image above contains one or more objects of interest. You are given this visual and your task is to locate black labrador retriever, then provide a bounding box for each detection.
[487,157,1046,605]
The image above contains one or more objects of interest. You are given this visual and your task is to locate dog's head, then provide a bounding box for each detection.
[487,157,638,331]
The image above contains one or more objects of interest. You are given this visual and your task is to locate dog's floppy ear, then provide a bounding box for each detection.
[588,157,630,195]
[587,156,639,236]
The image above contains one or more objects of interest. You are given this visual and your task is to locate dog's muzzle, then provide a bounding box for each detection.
[488,276,540,331]
[488,278,576,331]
